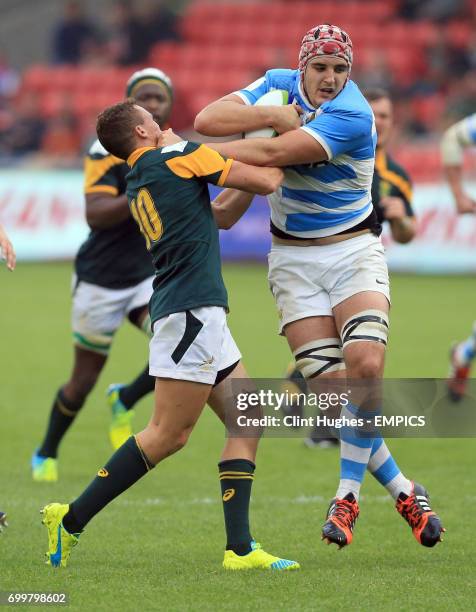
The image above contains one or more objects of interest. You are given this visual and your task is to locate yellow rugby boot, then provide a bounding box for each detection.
[223,541,300,570]
[32,451,58,482]
[107,384,135,450]
[41,503,80,568]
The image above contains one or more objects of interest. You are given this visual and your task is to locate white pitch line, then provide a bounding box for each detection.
[11,492,464,510]
[116,494,394,507]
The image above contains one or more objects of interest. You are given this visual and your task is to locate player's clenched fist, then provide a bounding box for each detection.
[454,193,476,214]
[270,103,303,135]
[380,196,407,220]
[158,128,184,148]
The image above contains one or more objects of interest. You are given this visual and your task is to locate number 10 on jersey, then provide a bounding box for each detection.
[130,188,163,249]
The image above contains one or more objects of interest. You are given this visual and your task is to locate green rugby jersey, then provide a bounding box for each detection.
[75,139,154,289]
[125,141,233,323]
[372,148,414,225]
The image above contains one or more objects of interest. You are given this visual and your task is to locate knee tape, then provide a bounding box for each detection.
[341,310,389,349]
[72,331,113,355]
[293,338,345,378]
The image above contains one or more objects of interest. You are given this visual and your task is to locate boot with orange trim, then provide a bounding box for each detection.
[396,482,445,547]
[321,492,360,549]
[447,344,471,402]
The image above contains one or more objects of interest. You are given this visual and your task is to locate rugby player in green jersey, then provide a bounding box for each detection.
[40,100,300,571]
[368,88,416,244]
[32,69,176,483]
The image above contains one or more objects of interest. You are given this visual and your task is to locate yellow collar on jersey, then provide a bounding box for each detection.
[127,146,156,168]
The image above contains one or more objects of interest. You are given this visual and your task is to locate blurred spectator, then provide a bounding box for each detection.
[462,30,476,72]
[108,0,181,66]
[420,0,468,22]
[0,95,46,156]
[141,1,182,47]
[425,29,471,89]
[0,51,20,102]
[41,109,80,158]
[0,53,19,153]
[393,99,429,139]
[398,0,466,21]
[51,1,99,65]
[354,54,394,96]
[397,0,425,21]
[443,72,476,125]
[6,0,476,157]
[108,1,149,65]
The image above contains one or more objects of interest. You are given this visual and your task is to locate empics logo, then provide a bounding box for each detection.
[97,468,109,477]
[222,488,235,502]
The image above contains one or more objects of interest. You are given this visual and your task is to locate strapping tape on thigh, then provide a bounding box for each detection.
[341,309,389,348]
[293,338,345,378]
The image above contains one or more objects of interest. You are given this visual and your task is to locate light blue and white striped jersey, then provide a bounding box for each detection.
[234,69,377,238]
[457,113,476,144]
[441,113,476,166]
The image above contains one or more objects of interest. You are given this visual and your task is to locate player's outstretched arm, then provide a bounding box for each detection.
[223,160,283,195]
[158,126,323,168]
[85,193,132,229]
[211,189,254,230]
[195,94,301,137]
[207,128,327,168]
[0,224,15,271]
[155,133,282,197]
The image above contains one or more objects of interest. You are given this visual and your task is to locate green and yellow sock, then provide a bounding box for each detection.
[38,388,83,458]
[119,364,155,411]
[63,436,154,534]
[219,458,255,556]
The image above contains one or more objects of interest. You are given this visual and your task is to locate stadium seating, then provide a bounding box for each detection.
[411,95,447,131]
[393,145,443,182]
[13,0,467,173]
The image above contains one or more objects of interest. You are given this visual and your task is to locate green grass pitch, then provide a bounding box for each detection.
[1,262,475,610]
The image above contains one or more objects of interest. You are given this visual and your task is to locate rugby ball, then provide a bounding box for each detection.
[244,89,289,139]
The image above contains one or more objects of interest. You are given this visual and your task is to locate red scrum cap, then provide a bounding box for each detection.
[299,24,353,78]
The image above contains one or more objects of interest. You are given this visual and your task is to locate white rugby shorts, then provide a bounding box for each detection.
[268,233,390,333]
[71,274,154,354]
[149,306,241,385]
